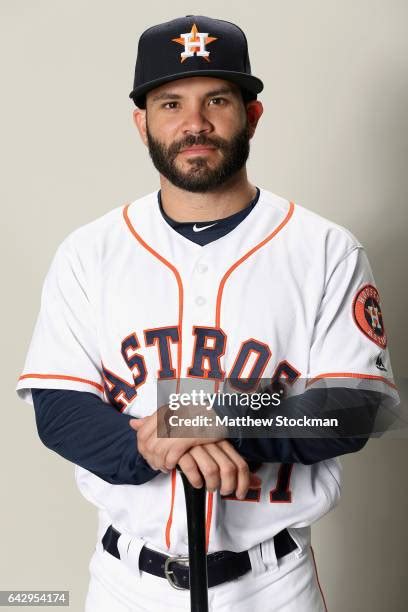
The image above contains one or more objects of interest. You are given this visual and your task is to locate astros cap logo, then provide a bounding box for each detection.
[172,23,217,63]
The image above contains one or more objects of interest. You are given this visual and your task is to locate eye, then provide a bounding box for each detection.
[209,97,227,106]
[162,101,179,109]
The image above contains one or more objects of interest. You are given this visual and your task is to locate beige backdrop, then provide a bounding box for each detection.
[1,1,407,610]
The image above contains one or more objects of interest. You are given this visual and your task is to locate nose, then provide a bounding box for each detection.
[181,104,213,136]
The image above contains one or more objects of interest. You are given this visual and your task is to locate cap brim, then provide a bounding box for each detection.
[129,70,264,105]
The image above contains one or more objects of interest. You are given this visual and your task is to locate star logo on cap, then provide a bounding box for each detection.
[172,23,217,63]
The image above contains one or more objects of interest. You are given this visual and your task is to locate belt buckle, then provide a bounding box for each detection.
[164,555,190,590]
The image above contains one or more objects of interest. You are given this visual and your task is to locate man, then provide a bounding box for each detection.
[17,15,397,612]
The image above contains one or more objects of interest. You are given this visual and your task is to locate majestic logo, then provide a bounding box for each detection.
[193,223,218,232]
[172,23,217,63]
[352,284,387,348]
[375,353,387,371]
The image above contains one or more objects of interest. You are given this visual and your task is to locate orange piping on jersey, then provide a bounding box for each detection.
[204,201,295,552]
[205,491,214,552]
[215,201,295,327]
[205,493,214,552]
[18,373,104,393]
[306,372,397,390]
[123,203,184,550]
[311,546,328,612]
[164,468,178,549]
[123,204,184,381]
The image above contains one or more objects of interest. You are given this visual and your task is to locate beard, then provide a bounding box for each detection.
[146,119,251,193]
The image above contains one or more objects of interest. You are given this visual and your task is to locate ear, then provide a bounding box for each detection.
[133,108,148,146]
[246,100,264,139]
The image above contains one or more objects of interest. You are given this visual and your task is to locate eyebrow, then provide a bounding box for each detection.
[151,86,237,102]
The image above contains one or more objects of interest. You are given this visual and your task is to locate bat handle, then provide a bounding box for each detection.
[177,466,209,612]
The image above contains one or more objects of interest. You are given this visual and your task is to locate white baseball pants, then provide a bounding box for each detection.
[84,536,327,611]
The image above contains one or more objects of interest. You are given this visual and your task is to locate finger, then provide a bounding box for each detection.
[200,443,237,497]
[129,419,152,464]
[189,445,221,493]
[214,440,251,499]
[177,453,204,489]
[164,439,195,470]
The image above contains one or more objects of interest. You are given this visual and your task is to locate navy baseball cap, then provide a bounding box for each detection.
[129,15,264,108]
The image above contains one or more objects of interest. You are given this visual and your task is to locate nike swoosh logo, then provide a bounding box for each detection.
[193,223,218,232]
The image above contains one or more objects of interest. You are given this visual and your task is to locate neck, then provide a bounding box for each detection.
[158,168,257,222]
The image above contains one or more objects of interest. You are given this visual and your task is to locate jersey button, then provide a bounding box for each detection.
[196,263,208,274]
[195,296,206,306]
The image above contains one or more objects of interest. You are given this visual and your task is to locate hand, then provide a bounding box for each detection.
[177,440,262,499]
[129,404,224,472]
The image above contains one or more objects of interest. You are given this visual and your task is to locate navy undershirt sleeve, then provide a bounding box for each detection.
[31,387,385,487]
[225,387,386,465]
[31,388,159,485]
[231,430,369,465]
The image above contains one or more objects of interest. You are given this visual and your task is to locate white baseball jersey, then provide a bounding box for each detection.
[16,188,396,555]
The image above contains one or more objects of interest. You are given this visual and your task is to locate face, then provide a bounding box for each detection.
[133,77,263,193]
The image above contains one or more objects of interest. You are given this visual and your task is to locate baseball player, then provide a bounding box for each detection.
[17,15,397,612]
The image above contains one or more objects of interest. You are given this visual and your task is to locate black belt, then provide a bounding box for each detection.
[102,525,298,590]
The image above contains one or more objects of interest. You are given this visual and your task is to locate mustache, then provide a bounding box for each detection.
[168,134,227,157]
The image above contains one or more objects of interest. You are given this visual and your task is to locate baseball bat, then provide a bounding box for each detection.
[177,466,209,612]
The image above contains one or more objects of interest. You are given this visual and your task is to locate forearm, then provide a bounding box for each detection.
[32,388,159,485]
[230,434,368,465]
[222,387,385,464]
